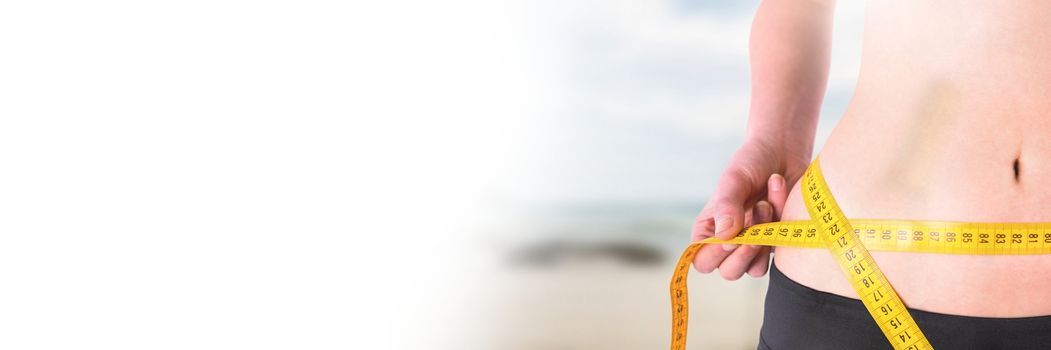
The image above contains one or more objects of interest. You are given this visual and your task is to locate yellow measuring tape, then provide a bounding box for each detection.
[671,156,1051,350]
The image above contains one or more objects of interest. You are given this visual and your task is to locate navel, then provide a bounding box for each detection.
[1013,157,1021,182]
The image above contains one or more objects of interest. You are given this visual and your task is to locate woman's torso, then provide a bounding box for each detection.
[774,1,1051,317]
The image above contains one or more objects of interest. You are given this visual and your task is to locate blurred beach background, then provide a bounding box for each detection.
[0,1,868,349]
[353,0,863,349]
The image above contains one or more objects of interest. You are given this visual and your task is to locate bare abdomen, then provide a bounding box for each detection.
[774,87,1051,317]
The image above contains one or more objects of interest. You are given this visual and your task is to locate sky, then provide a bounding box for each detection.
[500,0,866,204]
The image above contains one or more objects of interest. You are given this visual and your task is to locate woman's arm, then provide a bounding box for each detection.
[693,0,837,279]
[747,0,835,159]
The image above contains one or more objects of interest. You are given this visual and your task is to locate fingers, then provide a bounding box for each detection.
[718,244,762,280]
[709,167,760,241]
[721,206,754,251]
[693,207,753,273]
[767,173,789,220]
[692,173,787,277]
[691,216,714,242]
[744,201,773,278]
[748,196,781,275]
[692,164,780,274]
[718,201,772,280]
[745,173,785,277]
[694,243,731,273]
[691,204,725,273]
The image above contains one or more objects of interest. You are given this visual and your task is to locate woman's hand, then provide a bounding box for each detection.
[689,0,832,279]
[691,139,809,279]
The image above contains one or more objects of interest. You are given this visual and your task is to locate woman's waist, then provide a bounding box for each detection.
[773,246,1051,317]
[773,143,1051,316]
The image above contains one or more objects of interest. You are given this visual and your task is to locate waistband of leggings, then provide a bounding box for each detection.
[768,258,1051,326]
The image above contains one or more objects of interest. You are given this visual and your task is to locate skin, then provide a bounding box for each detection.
[691,0,832,280]
[693,0,1051,317]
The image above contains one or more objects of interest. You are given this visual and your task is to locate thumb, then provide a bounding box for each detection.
[710,167,759,241]
[766,173,789,220]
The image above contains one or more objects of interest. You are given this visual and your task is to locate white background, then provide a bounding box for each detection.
[0,0,537,348]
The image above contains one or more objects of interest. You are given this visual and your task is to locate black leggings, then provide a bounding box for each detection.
[759,260,1051,350]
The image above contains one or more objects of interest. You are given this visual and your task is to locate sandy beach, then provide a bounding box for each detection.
[409,201,770,350]
[459,245,769,349]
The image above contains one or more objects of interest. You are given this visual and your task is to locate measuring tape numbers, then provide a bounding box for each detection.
[669,156,1051,350]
